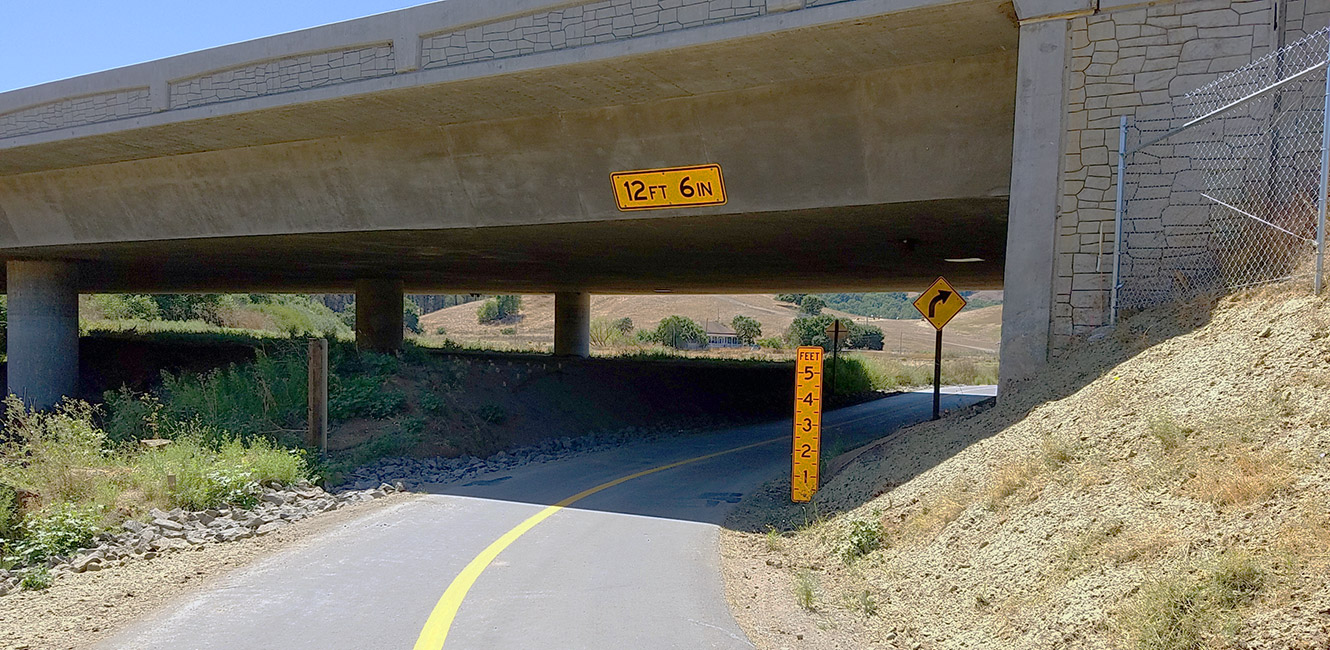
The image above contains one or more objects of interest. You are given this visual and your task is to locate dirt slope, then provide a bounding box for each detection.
[419,295,1000,357]
[722,284,1330,650]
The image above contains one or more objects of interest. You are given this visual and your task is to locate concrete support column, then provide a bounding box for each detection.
[7,261,79,409]
[998,16,1069,395]
[553,292,590,358]
[354,279,404,353]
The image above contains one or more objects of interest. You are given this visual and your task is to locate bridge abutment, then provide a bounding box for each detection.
[553,292,591,358]
[7,260,79,409]
[999,11,1070,393]
[355,279,404,353]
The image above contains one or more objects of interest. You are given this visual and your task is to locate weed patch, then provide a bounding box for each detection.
[793,570,818,611]
[1119,553,1265,650]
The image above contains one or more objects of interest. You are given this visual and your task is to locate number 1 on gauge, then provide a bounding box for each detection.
[792,346,824,502]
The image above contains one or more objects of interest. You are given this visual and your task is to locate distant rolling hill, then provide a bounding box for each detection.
[419,295,1000,359]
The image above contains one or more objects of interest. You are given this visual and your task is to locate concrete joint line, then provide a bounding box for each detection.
[1018,9,1093,25]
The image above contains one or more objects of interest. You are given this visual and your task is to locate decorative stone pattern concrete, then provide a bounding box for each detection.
[0,88,153,139]
[420,0,766,69]
[1051,0,1280,354]
[169,43,397,110]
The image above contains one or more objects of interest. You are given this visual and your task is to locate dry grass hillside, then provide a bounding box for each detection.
[419,294,1001,358]
[722,283,1330,650]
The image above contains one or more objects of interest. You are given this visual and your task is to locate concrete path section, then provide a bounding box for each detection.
[97,387,994,650]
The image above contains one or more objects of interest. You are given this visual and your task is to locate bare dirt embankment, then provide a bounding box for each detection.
[722,284,1330,650]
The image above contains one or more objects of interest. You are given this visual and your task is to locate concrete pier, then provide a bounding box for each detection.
[7,261,79,409]
[553,292,591,358]
[355,279,404,353]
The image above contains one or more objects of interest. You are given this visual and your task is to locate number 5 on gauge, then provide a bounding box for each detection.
[792,346,824,502]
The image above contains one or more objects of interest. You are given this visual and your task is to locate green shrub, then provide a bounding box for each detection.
[153,294,226,324]
[756,337,785,350]
[434,326,447,336]
[476,404,507,424]
[20,567,51,591]
[15,503,101,565]
[0,484,19,542]
[799,295,826,315]
[329,375,406,420]
[841,517,885,563]
[136,436,306,510]
[92,294,161,321]
[155,348,307,441]
[477,295,522,324]
[847,323,885,350]
[612,317,633,333]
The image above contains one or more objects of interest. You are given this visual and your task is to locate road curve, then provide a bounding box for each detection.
[97,387,994,650]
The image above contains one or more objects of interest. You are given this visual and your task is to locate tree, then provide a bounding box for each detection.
[403,298,423,334]
[477,295,523,324]
[786,314,836,351]
[653,315,707,350]
[730,315,762,345]
[847,323,884,350]
[612,317,634,334]
[775,293,806,304]
[799,295,826,316]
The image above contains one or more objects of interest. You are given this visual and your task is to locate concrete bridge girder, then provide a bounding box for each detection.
[0,0,1032,405]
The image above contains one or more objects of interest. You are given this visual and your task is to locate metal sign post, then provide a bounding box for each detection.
[912,277,967,421]
[823,319,849,399]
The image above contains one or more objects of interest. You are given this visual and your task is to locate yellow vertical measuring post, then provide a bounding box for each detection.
[791,346,824,502]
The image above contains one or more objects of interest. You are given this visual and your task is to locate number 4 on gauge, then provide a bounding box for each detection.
[792,346,824,503]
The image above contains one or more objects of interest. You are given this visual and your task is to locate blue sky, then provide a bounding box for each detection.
[0,1,430,93]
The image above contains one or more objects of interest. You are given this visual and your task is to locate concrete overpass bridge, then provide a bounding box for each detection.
[4,0,1292,407]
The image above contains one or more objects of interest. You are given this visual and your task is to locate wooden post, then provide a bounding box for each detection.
[307,338,329,454]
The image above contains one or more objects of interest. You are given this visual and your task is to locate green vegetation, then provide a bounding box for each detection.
[591,317,635,347]
[477,295,523,324]
[776,292,1001,319]
[840,517,885,563]
[798,295,827,316]
[843,354,999,390]
[646,315,708,350]
[0,396,308,572]
[793,570,818,611]
[87,293,350,338]
[730,315,762,344]
[786,314,885,351]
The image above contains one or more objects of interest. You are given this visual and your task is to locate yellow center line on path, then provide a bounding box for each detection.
[412,435,786,650]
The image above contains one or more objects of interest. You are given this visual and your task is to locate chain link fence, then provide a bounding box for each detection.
[1112,27,1330,319]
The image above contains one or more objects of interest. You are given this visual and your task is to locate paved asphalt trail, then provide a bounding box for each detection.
[98,387,994,650]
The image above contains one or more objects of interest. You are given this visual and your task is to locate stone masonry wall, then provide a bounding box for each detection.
[168,43,397,110]
[419,0,766,69]
[1051,0,1282,355]
[0,88,153,139]
[2,0,828,139]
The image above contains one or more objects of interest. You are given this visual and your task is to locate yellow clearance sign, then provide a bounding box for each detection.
[791,346,824,503]
[611,164,726,211]
[912,276,967,330]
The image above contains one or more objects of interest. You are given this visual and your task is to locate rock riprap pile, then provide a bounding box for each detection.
[0,480,403,596]
[336,426,672,491]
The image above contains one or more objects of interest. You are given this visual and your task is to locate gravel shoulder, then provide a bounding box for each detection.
[0,493,415,650]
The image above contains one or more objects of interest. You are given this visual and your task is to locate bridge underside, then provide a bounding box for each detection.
[0,0,1020,406]
[0,198,1006,294]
